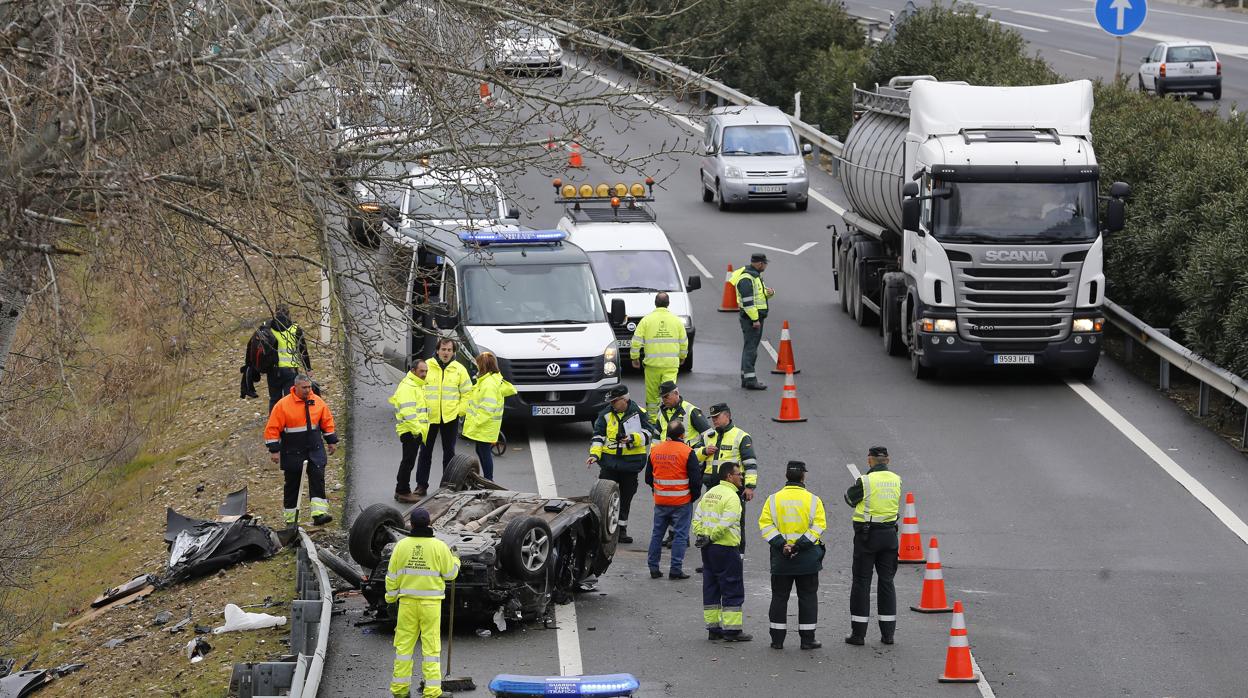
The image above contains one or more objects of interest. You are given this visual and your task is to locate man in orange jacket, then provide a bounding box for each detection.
[264,374,340,527]
[645,420,703,580]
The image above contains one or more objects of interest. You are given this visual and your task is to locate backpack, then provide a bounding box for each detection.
[245,322,278,374]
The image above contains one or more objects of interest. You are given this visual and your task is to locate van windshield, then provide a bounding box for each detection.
[721,125,798,156]
[407,184,499,220]
[587,250,682,292]
[932,181,1099,243]
[463,264,606,325]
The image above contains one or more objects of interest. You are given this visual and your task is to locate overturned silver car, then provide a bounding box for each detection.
[345,455,620,628]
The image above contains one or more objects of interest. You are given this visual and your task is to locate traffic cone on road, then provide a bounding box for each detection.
[938,601,980,683]
[771,371,807,423]
[479,81,495,107]
[568,142,584,168]
[911,536,953,613]
[717,265,738,312]
[898,492,925,563]
[770,320,800,375]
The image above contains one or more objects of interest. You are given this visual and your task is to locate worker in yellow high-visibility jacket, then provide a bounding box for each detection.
[386,508,460,698]
[630,292,688,413]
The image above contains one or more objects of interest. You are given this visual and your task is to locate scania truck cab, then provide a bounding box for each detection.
[381,228,624,421]
[835,76,1130,379]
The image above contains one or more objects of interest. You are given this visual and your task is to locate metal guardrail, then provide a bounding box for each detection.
[230,529,333,697]
[553,19,1248,448]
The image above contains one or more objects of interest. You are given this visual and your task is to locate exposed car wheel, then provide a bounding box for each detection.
[701,171,714,203]
[500,516,553,581]
[441,453,483,490]
[795,199,809,212]
[717,183,729,211]
[349,503,404,570]
[589,479,621,542]
[1212,87,1222,100]
[318,548,365,589]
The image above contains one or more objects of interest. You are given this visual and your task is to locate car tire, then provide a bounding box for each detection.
[589,479,621,543]
[701,171,714,203]
[349,503,404,570]
[795,199,809,212]
[717,183,730,211]
[1212,87,1222,100]
[500,516,553,582]
[441,453,483,491]
[318,548,365,589]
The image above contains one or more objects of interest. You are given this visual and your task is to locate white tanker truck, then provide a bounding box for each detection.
[833,76,1130,379]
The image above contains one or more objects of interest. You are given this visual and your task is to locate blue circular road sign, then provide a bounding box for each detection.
[1095,0,1147,37]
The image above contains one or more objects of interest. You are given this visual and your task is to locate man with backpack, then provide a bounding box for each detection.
[244,305,313,411]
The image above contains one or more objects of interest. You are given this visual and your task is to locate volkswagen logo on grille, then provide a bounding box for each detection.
[546,363,561,377]
[626,321,637,331]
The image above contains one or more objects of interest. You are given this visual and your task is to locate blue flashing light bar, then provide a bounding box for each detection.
[459,229,567,245]
[488,673,640,697]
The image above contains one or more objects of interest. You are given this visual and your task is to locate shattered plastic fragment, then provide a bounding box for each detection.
[186,637,211,663]
[212,604,286,634]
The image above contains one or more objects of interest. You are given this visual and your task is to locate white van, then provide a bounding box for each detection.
[700,105,811,211]
[556,180,702,371]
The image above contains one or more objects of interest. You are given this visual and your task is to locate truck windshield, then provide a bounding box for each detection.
[462,264,606,326]
[586,251,682,292]
[407,184,498,220]
[721,125,798,156]
[932,181,1099,243]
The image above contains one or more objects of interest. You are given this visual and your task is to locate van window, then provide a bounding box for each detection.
[407,183,499,220]
[721,125,798,156]
[1166,45,1215,63]
[587,251,682,292]
[462,264,605,326]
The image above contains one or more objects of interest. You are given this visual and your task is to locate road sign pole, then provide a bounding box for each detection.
[1114,36,1123,81]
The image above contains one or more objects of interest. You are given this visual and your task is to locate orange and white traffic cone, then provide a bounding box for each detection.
[568,142,584,168]
[938,601,980,683]
[898,492,924,563]
[479,81,495,107]
[770,320,800,375]
[771,371,807,423]
[717,265,738,312]
[911,536,953,613]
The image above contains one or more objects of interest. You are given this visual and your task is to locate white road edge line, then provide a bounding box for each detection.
[846,463,862,479]
[760,339,779,363]
[970,651,997,698]
[1065,379,1248,544]
[1059,48,1098,60]
[565,62,701,133]
[686,253,712,278]
[988,18,1048,32]
[528,425,585,676]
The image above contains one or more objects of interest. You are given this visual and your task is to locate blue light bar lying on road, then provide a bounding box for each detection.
[459,229,567,245]
[488,673,640,697]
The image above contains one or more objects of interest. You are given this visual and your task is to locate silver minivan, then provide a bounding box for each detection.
[700,105,811,211]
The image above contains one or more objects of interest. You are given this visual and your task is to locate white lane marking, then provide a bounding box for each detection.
[1067,0,1248,26]
[746,241,818,256]
[760,339,779,363]
[528,425,584,676]
[1002,6,1248,60]
[686,253,712,278]
[1059,48,1098,60]
[846,463,862,479]
[1065,379,1248,545]
[565,62,701,133]
[810,188,846,216]
[988,17,1049,32]
[970,651,997,698]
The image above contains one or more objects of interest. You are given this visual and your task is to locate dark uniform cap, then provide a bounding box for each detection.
[708,402,730,417]
[868,445,889,457]
[659,380,679,397]
[409,507,432,529]
[751,252,769,264]
[606,385,630,401]
[785,460,808,473]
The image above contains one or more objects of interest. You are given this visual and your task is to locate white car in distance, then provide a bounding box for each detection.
[488,21,563,77]
[1138,41,1222,100]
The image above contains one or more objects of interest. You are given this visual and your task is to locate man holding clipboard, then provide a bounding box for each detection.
[587,385,654,544]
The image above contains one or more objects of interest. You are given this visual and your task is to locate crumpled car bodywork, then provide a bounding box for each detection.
[159,487,282,587]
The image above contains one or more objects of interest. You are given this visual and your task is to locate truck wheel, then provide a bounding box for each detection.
[701,171,714,202]
[501,516,553,581]
[910,336,935,380]
[349,503,404,569]
[1212,87,1222,100]
[846,256,858,322]
[882,286,905,357]
[441,453,483,491]
[837,244,849,313]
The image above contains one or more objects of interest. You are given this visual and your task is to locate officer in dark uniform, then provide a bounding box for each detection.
[844,445,902,646]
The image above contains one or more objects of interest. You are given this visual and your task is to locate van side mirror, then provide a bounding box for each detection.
[704,144,717,156]
[609,298,626,326]
[802,143,812,155]
[686,275,702,292]
[902,198,922,236]
[1142,56,1151,63]
[506,206,521,220]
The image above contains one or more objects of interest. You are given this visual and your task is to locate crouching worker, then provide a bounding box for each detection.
[387,508,460,698]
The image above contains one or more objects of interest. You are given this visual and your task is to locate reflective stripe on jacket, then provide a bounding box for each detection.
[693,480,743,547]
[700,424,758,489]
[388,372,429,439]
[384,535,460,603]
[263,387,338,468]
[852,470,902,523]
[589,401,652,472]
[655,400,710,448]
[759,485,827,544]
[271,324,302,369]
[629,307,688,368]
[730,267,768,322]
[461,372,516,443]
[649,439,696,506]
[424,359,472,424]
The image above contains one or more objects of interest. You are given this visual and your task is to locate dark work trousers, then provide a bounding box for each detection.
[415,420,458,489]
[738,313,765,380]
[394,432,423,495]
[702,543,745,636]
[470,439,495,481]
[597,467,640,530]
[282,460,326,515]
[266,367,298,411]
[770,573,819,646]
[849,524,899,640]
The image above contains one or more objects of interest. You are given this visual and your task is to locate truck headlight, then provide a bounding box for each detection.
[792,164,806,177]
[603,344,618,376]
[921,318,956,333]
[1072,318,1104,333]
[724,165,742,179]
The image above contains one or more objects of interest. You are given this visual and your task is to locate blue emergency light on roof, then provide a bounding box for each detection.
[458,230,567,245]
[488,673,640,697]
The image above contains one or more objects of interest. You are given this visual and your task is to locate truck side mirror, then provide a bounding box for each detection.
[609,298,626,326]
[506,206,521,220]
[902,198,922,235]
[686,275,702,292]
[1105,199,1126,234]
[902,181,919,198]
[1110,181,1131,199]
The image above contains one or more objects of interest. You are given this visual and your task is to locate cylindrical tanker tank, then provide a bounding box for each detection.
[838,109,908,236]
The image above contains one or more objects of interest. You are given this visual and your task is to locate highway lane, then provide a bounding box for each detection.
[321,53,1248,696]
[842,0,1248,115]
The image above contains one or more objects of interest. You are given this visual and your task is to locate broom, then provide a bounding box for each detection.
[441,577,477,692]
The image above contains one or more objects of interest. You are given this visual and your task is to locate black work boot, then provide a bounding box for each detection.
[799,630,822,650]
[707,629,724,642]
[743,378,768,391]
[844,621,867,646]
[618,525,633,544]
[880,620,896,645]
[769,629,785,649]
[722,632,753,642]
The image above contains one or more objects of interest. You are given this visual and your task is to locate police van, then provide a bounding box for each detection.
[554,180,701,371]
[380,227,625,421]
